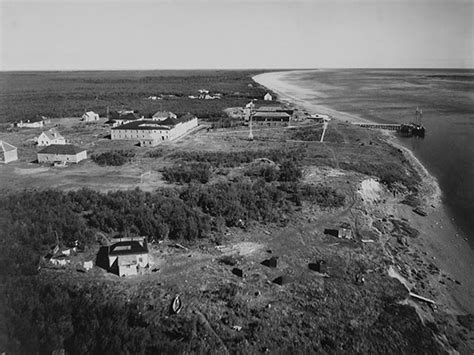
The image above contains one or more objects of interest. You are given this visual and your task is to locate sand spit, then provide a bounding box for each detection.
[253,70,474,317]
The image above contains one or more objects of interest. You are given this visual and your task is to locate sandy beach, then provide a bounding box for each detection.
[253,71,474,317]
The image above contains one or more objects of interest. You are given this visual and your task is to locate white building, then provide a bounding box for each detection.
[17,117,45,128]
[37,144,87,164]
[81,111,100,122]
[111,113,198,146]
[0,140,18,164]
[264,93,273,101]
[37,128,66,146]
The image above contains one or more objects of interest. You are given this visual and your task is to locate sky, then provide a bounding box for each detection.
[0,0,473,70]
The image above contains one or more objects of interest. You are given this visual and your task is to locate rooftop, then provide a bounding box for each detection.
[0,140,17,152]
[37,144,86,155]
[109,240,148,256]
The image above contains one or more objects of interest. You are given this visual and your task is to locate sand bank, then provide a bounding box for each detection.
[253,71,474,315]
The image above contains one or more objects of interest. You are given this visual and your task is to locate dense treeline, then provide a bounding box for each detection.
[0,182,344,276]
[2,276,194,354]
[91,150,136,166]
[0,70,274,123]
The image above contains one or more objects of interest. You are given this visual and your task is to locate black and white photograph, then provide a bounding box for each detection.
[0,0,473,353]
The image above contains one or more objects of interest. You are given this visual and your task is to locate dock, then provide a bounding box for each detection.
[354,122,426,137]
[353,122,401,131]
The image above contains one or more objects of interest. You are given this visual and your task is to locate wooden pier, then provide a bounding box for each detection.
[353,122,401,131]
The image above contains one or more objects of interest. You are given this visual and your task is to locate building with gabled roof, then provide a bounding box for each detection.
[264,93,273,101]
[37,128,66,146]
[81,111,100,122]
[0,140,18,164]
[37,144,87,164]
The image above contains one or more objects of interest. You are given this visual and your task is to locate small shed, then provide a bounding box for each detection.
[0,140,18,164]
[264,93,273,101]
[81,111,100,122]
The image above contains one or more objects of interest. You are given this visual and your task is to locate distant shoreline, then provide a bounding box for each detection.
[253,70,474,314]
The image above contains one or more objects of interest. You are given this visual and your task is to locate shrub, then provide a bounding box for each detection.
[91,150,135,166]
[278,159,303,182]
[162,162,211,184]
[300,184,345,208]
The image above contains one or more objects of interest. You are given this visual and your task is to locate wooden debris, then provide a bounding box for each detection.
[409,292,436,305]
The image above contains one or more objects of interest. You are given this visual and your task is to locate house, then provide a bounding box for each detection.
[264,93,273,101]
[17,116,47,128]
[111,113,198,146]
[251,112,291,126]
[37,144,87,164]
[152,111,177,121]
[81,111,100,122]
[37,128,66,146]
[107,237,149,277]
[0,140,18,164]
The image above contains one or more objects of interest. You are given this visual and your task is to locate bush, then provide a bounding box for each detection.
[300,184,345,208]
[162,162,211,184]
[278,159,303,182]
[91,150,135,166]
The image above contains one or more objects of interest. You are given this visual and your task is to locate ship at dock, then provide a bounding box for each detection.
[399,107,425,137]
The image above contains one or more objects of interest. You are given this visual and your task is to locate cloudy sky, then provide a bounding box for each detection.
[1,0,473,70]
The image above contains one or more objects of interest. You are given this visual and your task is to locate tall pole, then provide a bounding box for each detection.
[247,101,255,141]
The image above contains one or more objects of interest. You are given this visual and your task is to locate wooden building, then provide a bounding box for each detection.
[107,237,149,277]
[81,111,100,122]
[252,112,291,126]
[37,144,87,164]
[111,113,198,146]
[0,140,18,164]
[37,128,66,146]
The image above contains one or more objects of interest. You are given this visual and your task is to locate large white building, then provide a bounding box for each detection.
[111,113,198,146]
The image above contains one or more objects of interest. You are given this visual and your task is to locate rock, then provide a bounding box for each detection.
[261,256,278,268]
[231,268,243,278]
[309,260,327,273]
[272,276,285,285]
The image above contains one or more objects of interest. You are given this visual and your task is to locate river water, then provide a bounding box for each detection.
[277,69,474,247]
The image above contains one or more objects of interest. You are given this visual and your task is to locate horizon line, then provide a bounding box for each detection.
[1,67,473,73]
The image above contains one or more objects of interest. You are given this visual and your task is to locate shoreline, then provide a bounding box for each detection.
[253,70,474,315]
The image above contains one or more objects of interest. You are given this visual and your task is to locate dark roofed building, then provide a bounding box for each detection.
[37,144,87,164]
[256,106,294,115]
[107,237,149,276]
[252,111,290,126]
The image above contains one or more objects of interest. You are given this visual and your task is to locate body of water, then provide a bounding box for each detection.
[280,69,474,246]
